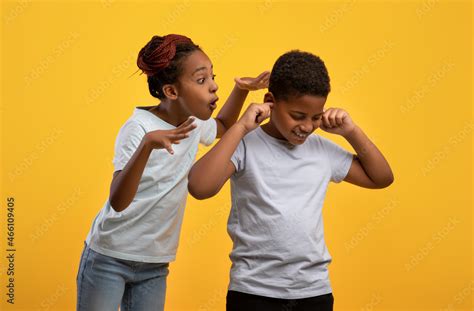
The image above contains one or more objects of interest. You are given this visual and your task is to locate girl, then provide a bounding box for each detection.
[76,34,269,311]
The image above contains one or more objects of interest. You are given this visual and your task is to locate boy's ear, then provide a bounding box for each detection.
[162,84,178,100]
[264,92,275,103]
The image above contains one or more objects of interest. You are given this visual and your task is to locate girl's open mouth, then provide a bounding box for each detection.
[209,98,218,110]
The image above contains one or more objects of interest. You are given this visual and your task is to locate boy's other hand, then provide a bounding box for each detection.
[234,71,270,91]
[320,108,357,137]
[237,103,272,133]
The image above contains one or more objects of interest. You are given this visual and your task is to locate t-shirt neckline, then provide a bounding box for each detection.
[257,126,297,149]
[135,106,177,129]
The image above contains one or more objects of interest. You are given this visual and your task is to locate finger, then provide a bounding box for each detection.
[263,102,273,109]
[177,117,195,129]
[257,75,270,85]
[319,123,331,132]
[258,108,268,121]
[253,105,264,123]
[263,107,271,120]
[259,80,269,88]
[256,113,268,124]
[173,124,196,135]
[255,71,271,81]
[254,110,261,123]
[328,109,339,128]
[263,104,272,113]
[164,142,174,155]
[322,110,332,128]
[255,106,271,123]
[335,110,345,126]
[178,117,196,130]
[320,116,333,131]
[174,121,197,134]
[167,133,190,140]
[328,109,338,127]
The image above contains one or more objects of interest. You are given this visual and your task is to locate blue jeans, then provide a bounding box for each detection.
[76,242,169,311]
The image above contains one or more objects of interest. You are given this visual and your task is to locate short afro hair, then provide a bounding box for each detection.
[269,50,330,101]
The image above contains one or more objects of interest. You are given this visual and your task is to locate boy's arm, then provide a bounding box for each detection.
[214,71,269,138]
[189,103,272,199]
[188,124,243,199]
[321,108,394,189]
[343,126,394,188]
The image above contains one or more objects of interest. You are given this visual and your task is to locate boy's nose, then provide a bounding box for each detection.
[300,120,313,133]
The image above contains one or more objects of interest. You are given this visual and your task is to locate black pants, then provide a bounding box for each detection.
[226,290,334,311]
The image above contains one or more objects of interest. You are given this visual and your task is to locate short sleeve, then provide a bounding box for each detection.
[199,118,217,146]
[230,139,246,173]
[112,121,146,172]
[320,136,354,183]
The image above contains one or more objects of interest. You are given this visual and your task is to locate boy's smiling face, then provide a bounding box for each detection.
[263,92,326,145]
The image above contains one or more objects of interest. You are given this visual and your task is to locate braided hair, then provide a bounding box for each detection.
[137,34,201,99]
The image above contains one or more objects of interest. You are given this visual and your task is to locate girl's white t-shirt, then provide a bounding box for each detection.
[86,108,216,263]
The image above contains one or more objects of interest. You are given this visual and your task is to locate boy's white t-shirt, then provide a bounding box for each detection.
[229,127,353,299]
[86,108,216,263]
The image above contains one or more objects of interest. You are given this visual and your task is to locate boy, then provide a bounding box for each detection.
[188,50,394,311]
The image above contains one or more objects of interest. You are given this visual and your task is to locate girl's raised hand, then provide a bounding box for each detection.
[319,108,356,137]
[144,117,197,154]
[234,71,270,91]
[236,103,272,133]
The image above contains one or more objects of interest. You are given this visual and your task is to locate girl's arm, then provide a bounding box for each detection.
[189,103,272,199]
[110,118,196,212]
[321,108,394,189]
[214,71,269,138]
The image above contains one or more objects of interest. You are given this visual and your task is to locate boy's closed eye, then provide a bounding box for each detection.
[290,112,323,121]
[290,113,305,120]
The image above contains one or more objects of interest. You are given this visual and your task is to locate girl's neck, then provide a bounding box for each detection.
[150,100,190,127]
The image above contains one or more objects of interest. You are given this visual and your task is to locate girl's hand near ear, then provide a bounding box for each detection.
[234,71,270,91]
[215,71,270,138]
[144,117,197,154]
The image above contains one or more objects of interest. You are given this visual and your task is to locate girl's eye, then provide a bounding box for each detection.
[197,78,205,84]
[212,74,216,80]
[313,116,322,121]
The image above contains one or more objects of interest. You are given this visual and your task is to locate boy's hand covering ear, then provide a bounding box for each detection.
[237,102,273,133]
[234,71,270,91]
[320,108,356,137]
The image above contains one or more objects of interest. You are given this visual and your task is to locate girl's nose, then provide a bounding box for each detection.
[210,80,218,93]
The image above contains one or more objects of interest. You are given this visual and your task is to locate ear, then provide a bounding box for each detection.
[264,92,275,103]
[162,84,178,100]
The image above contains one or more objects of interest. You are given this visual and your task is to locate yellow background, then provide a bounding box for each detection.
[1,0,472,310]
